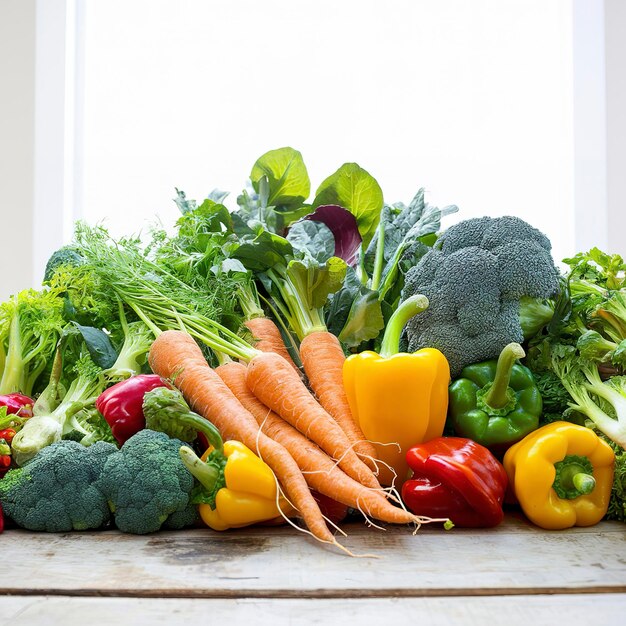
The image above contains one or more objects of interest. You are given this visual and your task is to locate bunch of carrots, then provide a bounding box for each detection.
[149,315,441,551]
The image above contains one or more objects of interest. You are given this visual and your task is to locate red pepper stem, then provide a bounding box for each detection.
[379,295,429,359]
[482,343,526,409]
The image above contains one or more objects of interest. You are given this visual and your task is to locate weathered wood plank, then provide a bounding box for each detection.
[1,517,624,597]
[1,594,626,626]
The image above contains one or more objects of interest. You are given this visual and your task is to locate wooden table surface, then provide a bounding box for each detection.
[1,514,625,625]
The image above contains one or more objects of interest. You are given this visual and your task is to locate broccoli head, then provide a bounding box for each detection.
[43,246,85,284]
[0,440,116,532]
[402,216,560,377]
[96,429,195,534]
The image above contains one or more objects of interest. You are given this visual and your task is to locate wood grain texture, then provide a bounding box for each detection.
[1,516,625,598]
[1,595,626,626]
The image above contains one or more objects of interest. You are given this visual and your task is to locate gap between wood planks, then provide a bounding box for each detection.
[1,585,625,600]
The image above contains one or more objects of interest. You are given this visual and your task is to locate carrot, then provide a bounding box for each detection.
[245,350,382,491]
[148,330,335,545]
[217,361,420,525]
[244,317,300,373]
[299,331,378,471]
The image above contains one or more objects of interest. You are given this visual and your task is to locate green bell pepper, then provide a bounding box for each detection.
[448,343,542,452]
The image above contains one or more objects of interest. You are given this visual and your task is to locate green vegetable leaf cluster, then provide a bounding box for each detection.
[327,189,457,348]
[10,324,115,464]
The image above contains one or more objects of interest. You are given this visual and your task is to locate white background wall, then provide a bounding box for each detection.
[0,0,36,300]
[0,0,625,302]
[79,0,575,264]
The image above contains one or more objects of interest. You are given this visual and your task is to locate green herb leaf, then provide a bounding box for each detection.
[72,324,118,370]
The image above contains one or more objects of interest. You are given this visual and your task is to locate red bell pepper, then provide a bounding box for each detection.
[96,374,170,445]
[401,437,508,528]
[0,393,34,418]
[0,438,11,479]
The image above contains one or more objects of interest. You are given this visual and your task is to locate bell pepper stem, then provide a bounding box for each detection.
[572,472,596,495]
[179,446,221,492]
[481,343,526,409]
[552,454,596,499]
[379,295,429,358]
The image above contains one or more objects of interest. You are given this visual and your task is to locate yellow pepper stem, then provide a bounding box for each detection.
[572,472,596,495]
[552,454,596,499]
[379,295,429,358]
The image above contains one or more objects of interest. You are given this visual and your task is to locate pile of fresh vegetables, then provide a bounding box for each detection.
[0,147,624,547]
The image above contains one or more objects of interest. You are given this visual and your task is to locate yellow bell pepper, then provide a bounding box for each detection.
[343,295,450,486]
[180,440,294,531]
[503,421,615,529]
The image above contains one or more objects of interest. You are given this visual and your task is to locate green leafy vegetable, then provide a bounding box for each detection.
[0,289,67,396]
[250,147,311,209]
[325,188,456,349]
[313,162,383,249]
[286,219,335,263]
[325,266,385,348]
[607,439,626,521]
[11,325,111,464]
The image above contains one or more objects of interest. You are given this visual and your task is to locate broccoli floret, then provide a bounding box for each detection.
[43,246,85,283]
[162,502,198,529]
[480,215,552,253]
[96,429,195,534]
[438,216,493,254]
[402,216,560,377]
[142,386,225,450]
[0,440,116,531]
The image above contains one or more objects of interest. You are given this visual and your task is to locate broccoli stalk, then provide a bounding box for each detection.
[142,386,224,453]
[519,296,555,340]
[104,303,153,380]
[553,355,626,448]
[179,446,227,507]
